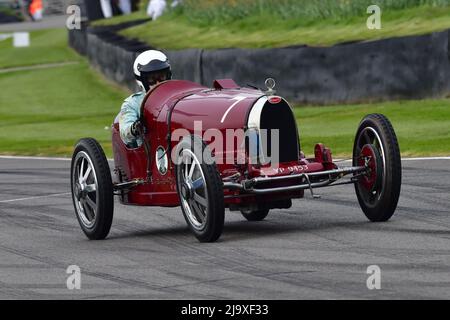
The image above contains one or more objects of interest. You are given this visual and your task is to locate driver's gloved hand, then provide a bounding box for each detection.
[130,120,142,137]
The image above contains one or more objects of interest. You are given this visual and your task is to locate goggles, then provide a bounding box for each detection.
[143,68,172,86]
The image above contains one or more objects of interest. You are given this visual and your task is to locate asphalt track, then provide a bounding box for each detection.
[0,15,67,32]
[0,156,449,299]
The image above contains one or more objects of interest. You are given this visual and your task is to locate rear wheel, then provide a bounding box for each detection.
[175,135,225,242]
[353,114,401,222]
[71,138,114,240]
[240,208,270,221]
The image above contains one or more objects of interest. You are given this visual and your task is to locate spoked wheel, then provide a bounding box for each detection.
[240,208,270,221]
[175,135,224,242]
[353,114,401,222]
[71,138,113,240]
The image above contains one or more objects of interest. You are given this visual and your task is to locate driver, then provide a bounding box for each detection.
[119,50,172,148]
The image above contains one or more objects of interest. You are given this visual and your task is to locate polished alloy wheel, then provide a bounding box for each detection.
[178,149,208,230]
[72,151,99,229]
[354,126,385,206]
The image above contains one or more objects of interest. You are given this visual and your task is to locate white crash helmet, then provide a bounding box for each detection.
[133,50,172,92]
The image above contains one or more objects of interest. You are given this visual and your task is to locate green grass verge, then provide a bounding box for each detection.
[0,28,124,156]
[0,61,128,156]
[0,28,128,157]
[0,28,80,68]
[296,99,450,158]
[117,5,450,49]
[0,62,129,156]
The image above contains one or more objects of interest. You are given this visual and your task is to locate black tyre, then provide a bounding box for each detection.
[240,208,270,221]
[71,138,114,240]
[353,114,401,222]
[175,135,225,242]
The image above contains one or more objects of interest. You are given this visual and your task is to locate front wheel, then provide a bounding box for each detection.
[353,114,401,222]
[71,138,114,240]
[175,135,225,242]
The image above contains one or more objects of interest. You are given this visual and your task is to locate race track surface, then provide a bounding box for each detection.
[0,15,67,32]
[0,157,449,299]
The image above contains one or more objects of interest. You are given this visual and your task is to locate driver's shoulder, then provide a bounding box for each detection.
[123,91,145,104]
[121,91,145,111]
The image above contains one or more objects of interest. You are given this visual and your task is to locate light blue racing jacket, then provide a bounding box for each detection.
[118,91,145,147]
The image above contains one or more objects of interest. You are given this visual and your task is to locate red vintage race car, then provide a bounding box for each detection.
[70,78,401,242]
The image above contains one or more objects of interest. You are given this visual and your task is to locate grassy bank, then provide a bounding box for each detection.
[179,0,450,25]
[112,2,450,49]
[297,99,450,158]
[0,29,128,157]
[0,28,80,68]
